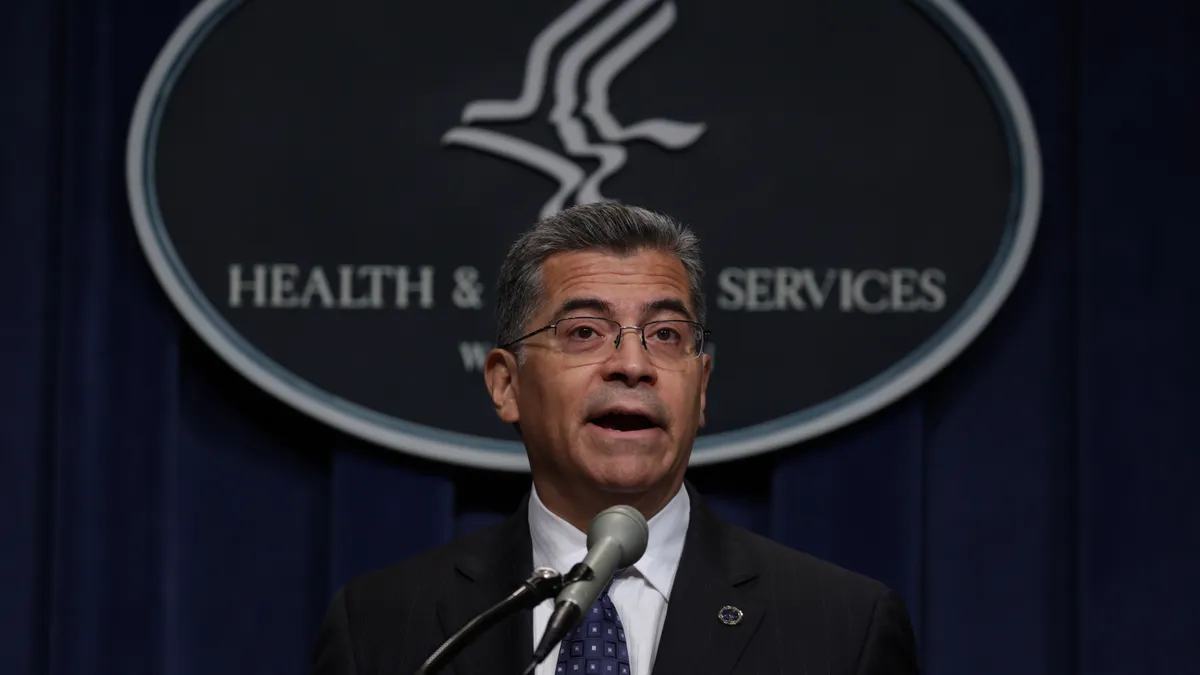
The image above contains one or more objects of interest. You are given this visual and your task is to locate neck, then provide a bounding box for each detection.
[532,474,684,533]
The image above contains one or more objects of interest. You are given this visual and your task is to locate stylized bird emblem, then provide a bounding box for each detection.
[441,0,706,219]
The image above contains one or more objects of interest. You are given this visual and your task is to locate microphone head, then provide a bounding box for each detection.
[586,505,649,569]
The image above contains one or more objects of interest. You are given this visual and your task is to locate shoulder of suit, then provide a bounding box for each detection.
[337,517,511,606]
[715,518,896,605]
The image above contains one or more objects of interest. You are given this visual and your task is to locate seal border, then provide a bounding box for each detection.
[125,0,1042,471]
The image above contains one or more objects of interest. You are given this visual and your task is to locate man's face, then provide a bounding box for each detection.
[487,249,711,494]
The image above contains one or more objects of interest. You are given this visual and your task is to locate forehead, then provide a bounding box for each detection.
[537,249,692,315]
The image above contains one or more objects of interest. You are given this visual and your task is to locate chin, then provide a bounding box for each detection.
[581,455,671,494]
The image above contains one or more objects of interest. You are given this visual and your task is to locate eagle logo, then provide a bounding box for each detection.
[441,0,706,218]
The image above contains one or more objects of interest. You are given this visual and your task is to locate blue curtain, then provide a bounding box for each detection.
[2,1,1196,674]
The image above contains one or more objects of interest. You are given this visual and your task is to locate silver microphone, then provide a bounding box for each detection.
[528,505,650,668]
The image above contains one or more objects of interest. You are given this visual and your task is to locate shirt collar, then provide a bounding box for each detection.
[529,484,690,599]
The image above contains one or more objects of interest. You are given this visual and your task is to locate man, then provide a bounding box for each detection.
[311,202,919,675]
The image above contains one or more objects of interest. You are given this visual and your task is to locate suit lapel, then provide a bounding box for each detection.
[650,483,764,675]
[435,497,534,675]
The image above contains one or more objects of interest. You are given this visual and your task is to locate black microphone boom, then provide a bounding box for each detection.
[414,567,564,675]
[527,506,650,672]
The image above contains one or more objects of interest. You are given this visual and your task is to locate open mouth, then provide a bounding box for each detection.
[588,413,659,432]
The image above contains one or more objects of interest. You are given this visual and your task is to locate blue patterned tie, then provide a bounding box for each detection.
[554,588,630,675]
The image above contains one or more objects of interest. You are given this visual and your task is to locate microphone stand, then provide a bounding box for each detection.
[414,567,564,675]
[521,562,599,675]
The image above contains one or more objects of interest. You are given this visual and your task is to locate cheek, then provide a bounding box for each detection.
[666,377,704,416]
[519,366,590,426]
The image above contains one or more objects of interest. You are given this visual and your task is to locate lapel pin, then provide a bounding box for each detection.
[718,606,743,626]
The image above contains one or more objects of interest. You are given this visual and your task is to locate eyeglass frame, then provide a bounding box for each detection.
[498,315,712,360]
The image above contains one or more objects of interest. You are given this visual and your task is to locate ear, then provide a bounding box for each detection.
[698,352,713,428]
[484,348,521,424]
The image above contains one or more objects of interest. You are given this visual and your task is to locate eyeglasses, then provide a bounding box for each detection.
[500,316,711,366]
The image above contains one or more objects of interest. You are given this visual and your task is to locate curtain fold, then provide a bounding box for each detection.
[2,4,60,675]
[769,398,926,624]
[1075,2,1200,671]
[328,442,456,592]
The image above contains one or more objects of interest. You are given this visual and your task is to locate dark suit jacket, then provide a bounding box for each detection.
[311,482,919,675]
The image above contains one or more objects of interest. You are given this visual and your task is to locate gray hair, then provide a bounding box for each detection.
[495,201,706,352]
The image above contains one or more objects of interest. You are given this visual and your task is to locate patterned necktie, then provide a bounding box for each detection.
[555,587,630,675]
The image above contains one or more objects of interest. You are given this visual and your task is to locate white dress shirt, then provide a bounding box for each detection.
[529,485,690,675]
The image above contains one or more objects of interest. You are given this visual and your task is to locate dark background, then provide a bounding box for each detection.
[150,0,1011,442]
[2,1,1198,674]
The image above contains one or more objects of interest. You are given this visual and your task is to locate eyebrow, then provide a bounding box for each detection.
[557,297,612,317]
[556,297,694,322]
[642,298,693,321]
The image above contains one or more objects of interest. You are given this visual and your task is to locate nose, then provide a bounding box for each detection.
[600,327,657,387]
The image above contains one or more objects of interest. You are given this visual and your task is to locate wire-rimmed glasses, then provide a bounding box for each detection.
[500,316,710,367]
